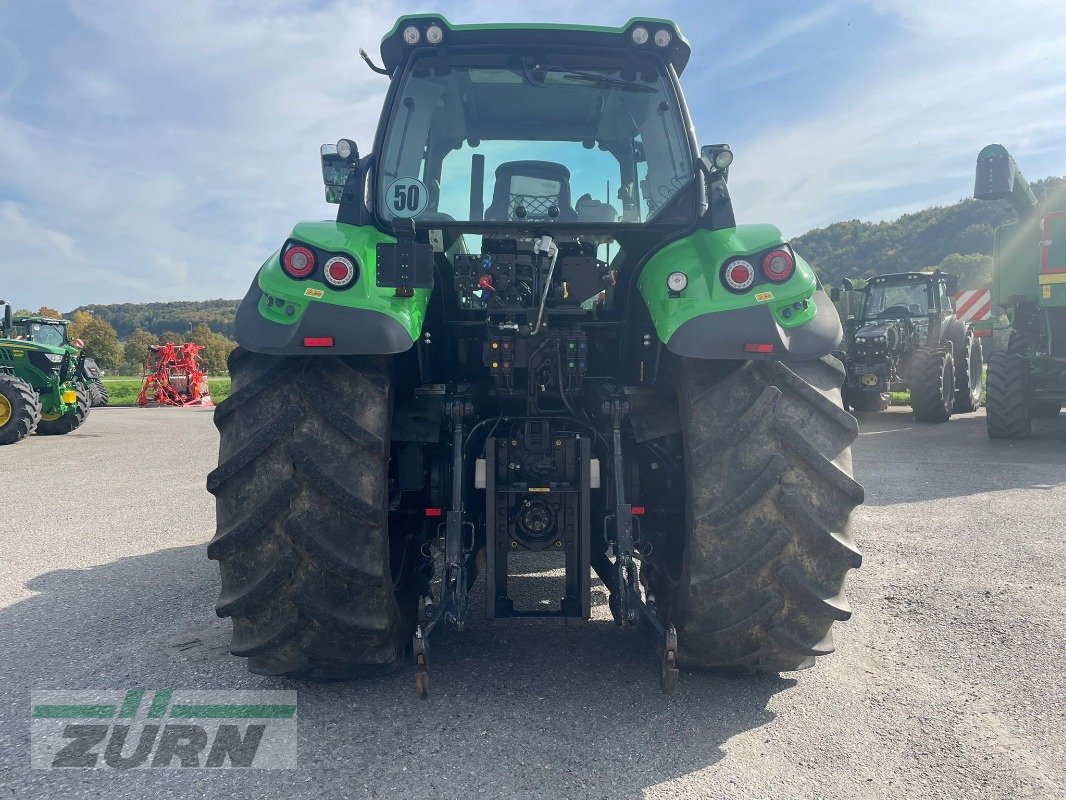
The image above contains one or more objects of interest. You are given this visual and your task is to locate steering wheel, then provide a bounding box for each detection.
[880,304,913,317]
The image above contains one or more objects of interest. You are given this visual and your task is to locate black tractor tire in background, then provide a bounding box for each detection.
[0,374,42,445]
[953,335,983,413]
[1029,400,1061,419]
[35,384,89,436]
[986,352,1032,439]
[90,378,110,407]
[207,347,412,678]
[668,356,863,672]
[909,348,955,422]
[843,386,888,414]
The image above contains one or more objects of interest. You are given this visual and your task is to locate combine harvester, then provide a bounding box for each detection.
[974,145,1066,437]
[137,342,212,407]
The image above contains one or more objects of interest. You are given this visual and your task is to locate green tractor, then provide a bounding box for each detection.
[974,145,1066,437]
[207,16,864,696]
[9,314,109,406]
[0,303,91,444]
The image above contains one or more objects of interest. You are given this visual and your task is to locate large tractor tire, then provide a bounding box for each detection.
[910,348,955,422]
[90,378,110,407]
[953,335,983,413]
[0,374,42,445]
[207,347,412,678]
[986,352,1032,439]
[843,387,888,414]
[35,384,89,436]
[669,356,863,672]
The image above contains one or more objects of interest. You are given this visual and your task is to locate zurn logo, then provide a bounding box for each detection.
[31,690,297,769]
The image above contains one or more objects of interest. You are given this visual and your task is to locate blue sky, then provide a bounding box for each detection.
[1,0,1064,310]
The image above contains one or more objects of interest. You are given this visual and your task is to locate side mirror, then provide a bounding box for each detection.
[1,302,10,337]
[943,274,958,296]
[321,140,360,204]
[830,287,841,303]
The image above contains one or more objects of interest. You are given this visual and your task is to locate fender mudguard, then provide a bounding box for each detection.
[638,225,842,361]
[234,221,431,356]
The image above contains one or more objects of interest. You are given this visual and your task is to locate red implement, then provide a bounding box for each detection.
[137,342,213,407]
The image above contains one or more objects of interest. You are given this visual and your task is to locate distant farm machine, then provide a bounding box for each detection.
[974,144,1065,437]
[137,342,212,407]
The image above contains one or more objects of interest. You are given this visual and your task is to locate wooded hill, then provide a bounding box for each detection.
[67,175,1064,332]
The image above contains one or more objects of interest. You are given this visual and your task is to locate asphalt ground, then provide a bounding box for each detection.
[1,405,1063,799]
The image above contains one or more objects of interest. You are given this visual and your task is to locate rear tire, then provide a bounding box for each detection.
[90,378,109,407]
[0,374,42,445]
[35,385,89,435]
[666,356,863,672]
[953,335,983,413]
[910,348,955,422]
[207,347,412,678]
[986,352,1032,439]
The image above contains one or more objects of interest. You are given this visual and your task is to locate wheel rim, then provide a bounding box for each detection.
[40,411,61,422]
[0,395,11,427]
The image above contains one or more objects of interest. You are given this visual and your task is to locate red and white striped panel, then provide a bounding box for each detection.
[954,289,992,323]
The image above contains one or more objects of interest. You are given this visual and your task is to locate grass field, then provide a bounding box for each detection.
[100,376,230,406]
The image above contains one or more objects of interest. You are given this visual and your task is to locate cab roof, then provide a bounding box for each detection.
[380,15,691,76]
[13,316,69,325]
[866,272,955,286]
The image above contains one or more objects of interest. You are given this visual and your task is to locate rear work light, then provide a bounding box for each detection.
[282,244,315,279]
[722,259,756,292]
[303,337,334,348]
[762,248,795,282]
[323,256,357,289]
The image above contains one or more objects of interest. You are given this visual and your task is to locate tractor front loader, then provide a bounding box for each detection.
[207,16,864,697]
[974,145,1066,437]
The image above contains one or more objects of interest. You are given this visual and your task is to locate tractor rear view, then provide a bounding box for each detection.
[207,16,864,697]
[975,145,1066,437]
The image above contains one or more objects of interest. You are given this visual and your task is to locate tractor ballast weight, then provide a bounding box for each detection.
[138,342,212,407]
[208,16,863,697]
[975,144,1066,437]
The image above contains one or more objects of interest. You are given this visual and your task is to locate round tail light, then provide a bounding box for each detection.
[323,256,357,289]
[722,259,756,292]
[282,244,315,279]
[762,248,795,282]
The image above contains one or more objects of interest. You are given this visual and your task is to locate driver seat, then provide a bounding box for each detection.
[484,161,578,222]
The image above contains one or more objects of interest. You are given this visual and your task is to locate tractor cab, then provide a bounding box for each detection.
[10,316,73,349]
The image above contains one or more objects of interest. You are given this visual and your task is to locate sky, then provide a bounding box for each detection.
[1,0,1064,310]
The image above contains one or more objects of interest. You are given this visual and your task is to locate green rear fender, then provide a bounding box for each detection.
[234,221,431,355]
[638,225,842,361]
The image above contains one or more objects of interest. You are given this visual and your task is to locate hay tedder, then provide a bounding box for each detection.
[137,342,212,407]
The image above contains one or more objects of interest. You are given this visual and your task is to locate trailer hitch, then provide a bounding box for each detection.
[602,397,679,696]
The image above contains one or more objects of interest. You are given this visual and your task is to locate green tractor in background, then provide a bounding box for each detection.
[9,313,110,407]
[974,145,1066,438]
[208,16,863,696]
[0,302,91,444]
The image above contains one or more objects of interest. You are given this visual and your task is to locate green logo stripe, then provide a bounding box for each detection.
[147,690,172,718]
[32,704,116,719]
[118,690,144,718]
[169,704,296,719]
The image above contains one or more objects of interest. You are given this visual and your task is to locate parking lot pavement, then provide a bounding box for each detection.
[1,406,1063,799]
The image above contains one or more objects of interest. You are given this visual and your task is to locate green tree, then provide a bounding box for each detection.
[157,331,185,345]
[187,322,236,375]
[124,328,158,374]
[929,253,993,291]
[36,305,62,319]
[67,311,124,370]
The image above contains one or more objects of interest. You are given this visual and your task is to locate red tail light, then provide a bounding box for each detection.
[424,507,443,517]
[744,342,775,353]
[282,244,315,278]
[722,259,756,292]
[762,248,795,282]
[323,256,357,289]
[302,337,334,348]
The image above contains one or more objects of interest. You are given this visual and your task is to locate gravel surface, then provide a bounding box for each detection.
[1,406,1063,799]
